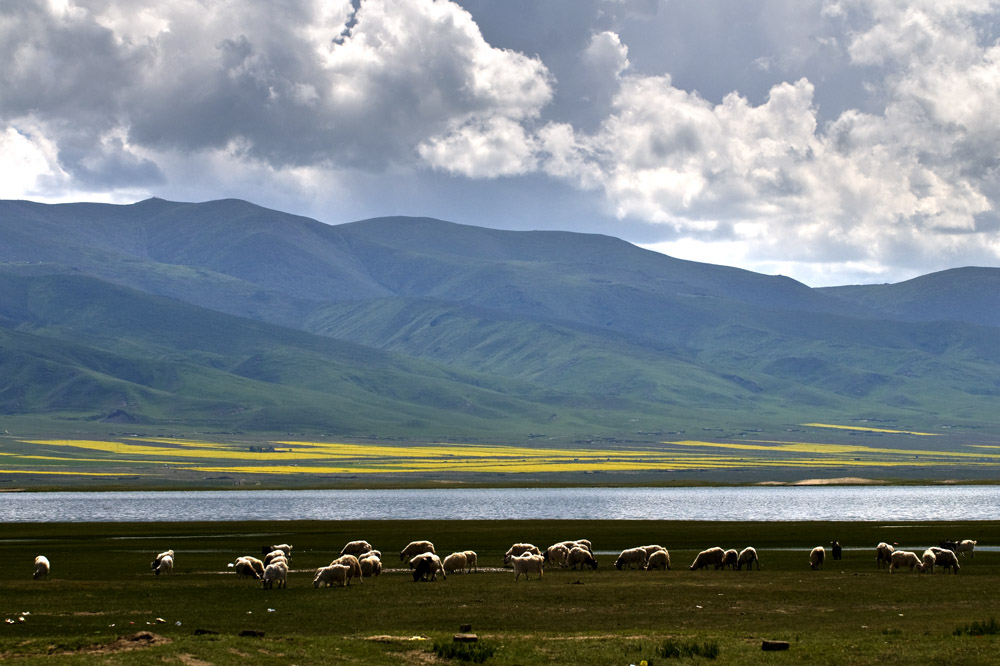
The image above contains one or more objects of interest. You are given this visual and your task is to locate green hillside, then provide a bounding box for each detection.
[1,198,999,445]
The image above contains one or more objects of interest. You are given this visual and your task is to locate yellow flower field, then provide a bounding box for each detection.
[1,432,996,478]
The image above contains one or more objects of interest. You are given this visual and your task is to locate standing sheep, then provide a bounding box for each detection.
[831,541,843,560]
[411,552,446,582]
[689,547,726,571]
[615,547,648,570]
[463,550,478,573]
[889,550,921,573]
[359,556,382,578]
[645,549,670,571]
[155,554,174,576]
[544,543,571,568]
[400,540,436,564]
[33,555,50,580]
[567,546,599,570]
[956,540,977,558]
[340,540,373,557]
[876,542,895,569]
[512,553,544,581]
[442,552,469,575]
[262,560,287,589]
[737,547,760,571]
[314,564,351,588]
[809,546,825,570]
[930,547,961,574]
[920,549,937,574]
[504,543,541,566]
[234,556,264,580]
[720,549,739,571]
[330,555,364,584]
[151,549,174,573]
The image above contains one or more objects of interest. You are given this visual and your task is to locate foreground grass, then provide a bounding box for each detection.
[0,520,997,664]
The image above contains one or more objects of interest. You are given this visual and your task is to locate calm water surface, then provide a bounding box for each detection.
[1,485,997,522]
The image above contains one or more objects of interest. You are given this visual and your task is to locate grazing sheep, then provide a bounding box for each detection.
[359,549,382,561]
[568,546,599,570]
[235,556,264,580]
[155,554,174,576]
[645,549,670,571]
[689,547,726,571]
[359,556,382,578]
[544,543,571,568]
[737,547,760,571]
[889,550,921,573]
[267,544,292,561]
[512,553,545,581]
[876,542,895,569]
[340,540,373,557]
[264,549,291,566]
[504,543,541,566]
[930,547,961,574]
[400,540,436,564]
[720,549,739,571]
[920,549,937,574]
[615,547,648,570]
[639,545,666,561]
[831,541,842,560]
[559,539,593,553]
[314,564,351,588]
[809,546,825,570]
[329,555,364,584]
[33,555,50,580]
[442,552,469,575]
[262,560,287,589]
[411,552,446,582]
[956,540,977,558]
[463,550,478,573]
[151,549,174,572]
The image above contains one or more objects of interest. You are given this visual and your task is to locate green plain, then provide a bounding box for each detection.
[1,520,997,664]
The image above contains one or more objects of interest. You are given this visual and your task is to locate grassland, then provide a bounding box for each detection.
[1,520,997,664]
[2,422,1000,490]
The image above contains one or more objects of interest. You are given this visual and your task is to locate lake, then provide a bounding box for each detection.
[1,485,997,522]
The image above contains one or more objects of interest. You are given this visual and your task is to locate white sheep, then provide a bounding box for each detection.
[151,549,174,572]
[360,556,382,578]
[889,550,921,573]
[544,543,570,567]
[360,549,382,561]
[442,552,469,575]
[876,542,895,569]
[33,555,50,580]
[340,540,373,557]
[269,543,293,558]
[329,554,363,584]
[512,553,544,581]
[400,540,436,564]
[930,547,961,574]
[504,543,541,566]
[463,550,478,573]
[559,539,593,553]
[155,554,174,576]
[920,549,936,574]
[234,556,264,580]
[645,549,670,571]
[314,564,351,588]
[410,552,446,582]
[809,546,825,570]
[721,549,739,570]
[262,560,287,589]
[737,547,759,571]
[567,546,599,570]
[264,549,288,566]
[615,547,647,570]
[689,547,725,571]
[956,540,977,558]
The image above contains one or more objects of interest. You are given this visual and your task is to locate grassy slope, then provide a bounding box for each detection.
[0,520,997,664]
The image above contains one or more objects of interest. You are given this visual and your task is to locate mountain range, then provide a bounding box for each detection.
[1,197,998,444]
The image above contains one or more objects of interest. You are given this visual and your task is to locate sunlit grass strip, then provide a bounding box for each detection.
[801,423,939,436]
[666,439,1000,461]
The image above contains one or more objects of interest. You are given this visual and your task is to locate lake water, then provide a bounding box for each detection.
[1,485,997,522]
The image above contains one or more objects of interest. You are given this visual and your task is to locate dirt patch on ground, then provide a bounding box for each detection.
[177,652,213,666]
[83,631,171,655]
[363,635,431,643]
[793,477,885,485]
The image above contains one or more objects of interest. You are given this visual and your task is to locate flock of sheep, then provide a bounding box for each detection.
[24,537,979,585]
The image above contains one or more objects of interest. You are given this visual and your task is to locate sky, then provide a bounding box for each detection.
[3,0,1000,286]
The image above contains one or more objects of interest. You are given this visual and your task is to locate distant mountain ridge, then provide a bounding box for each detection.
[1,197,998,440]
